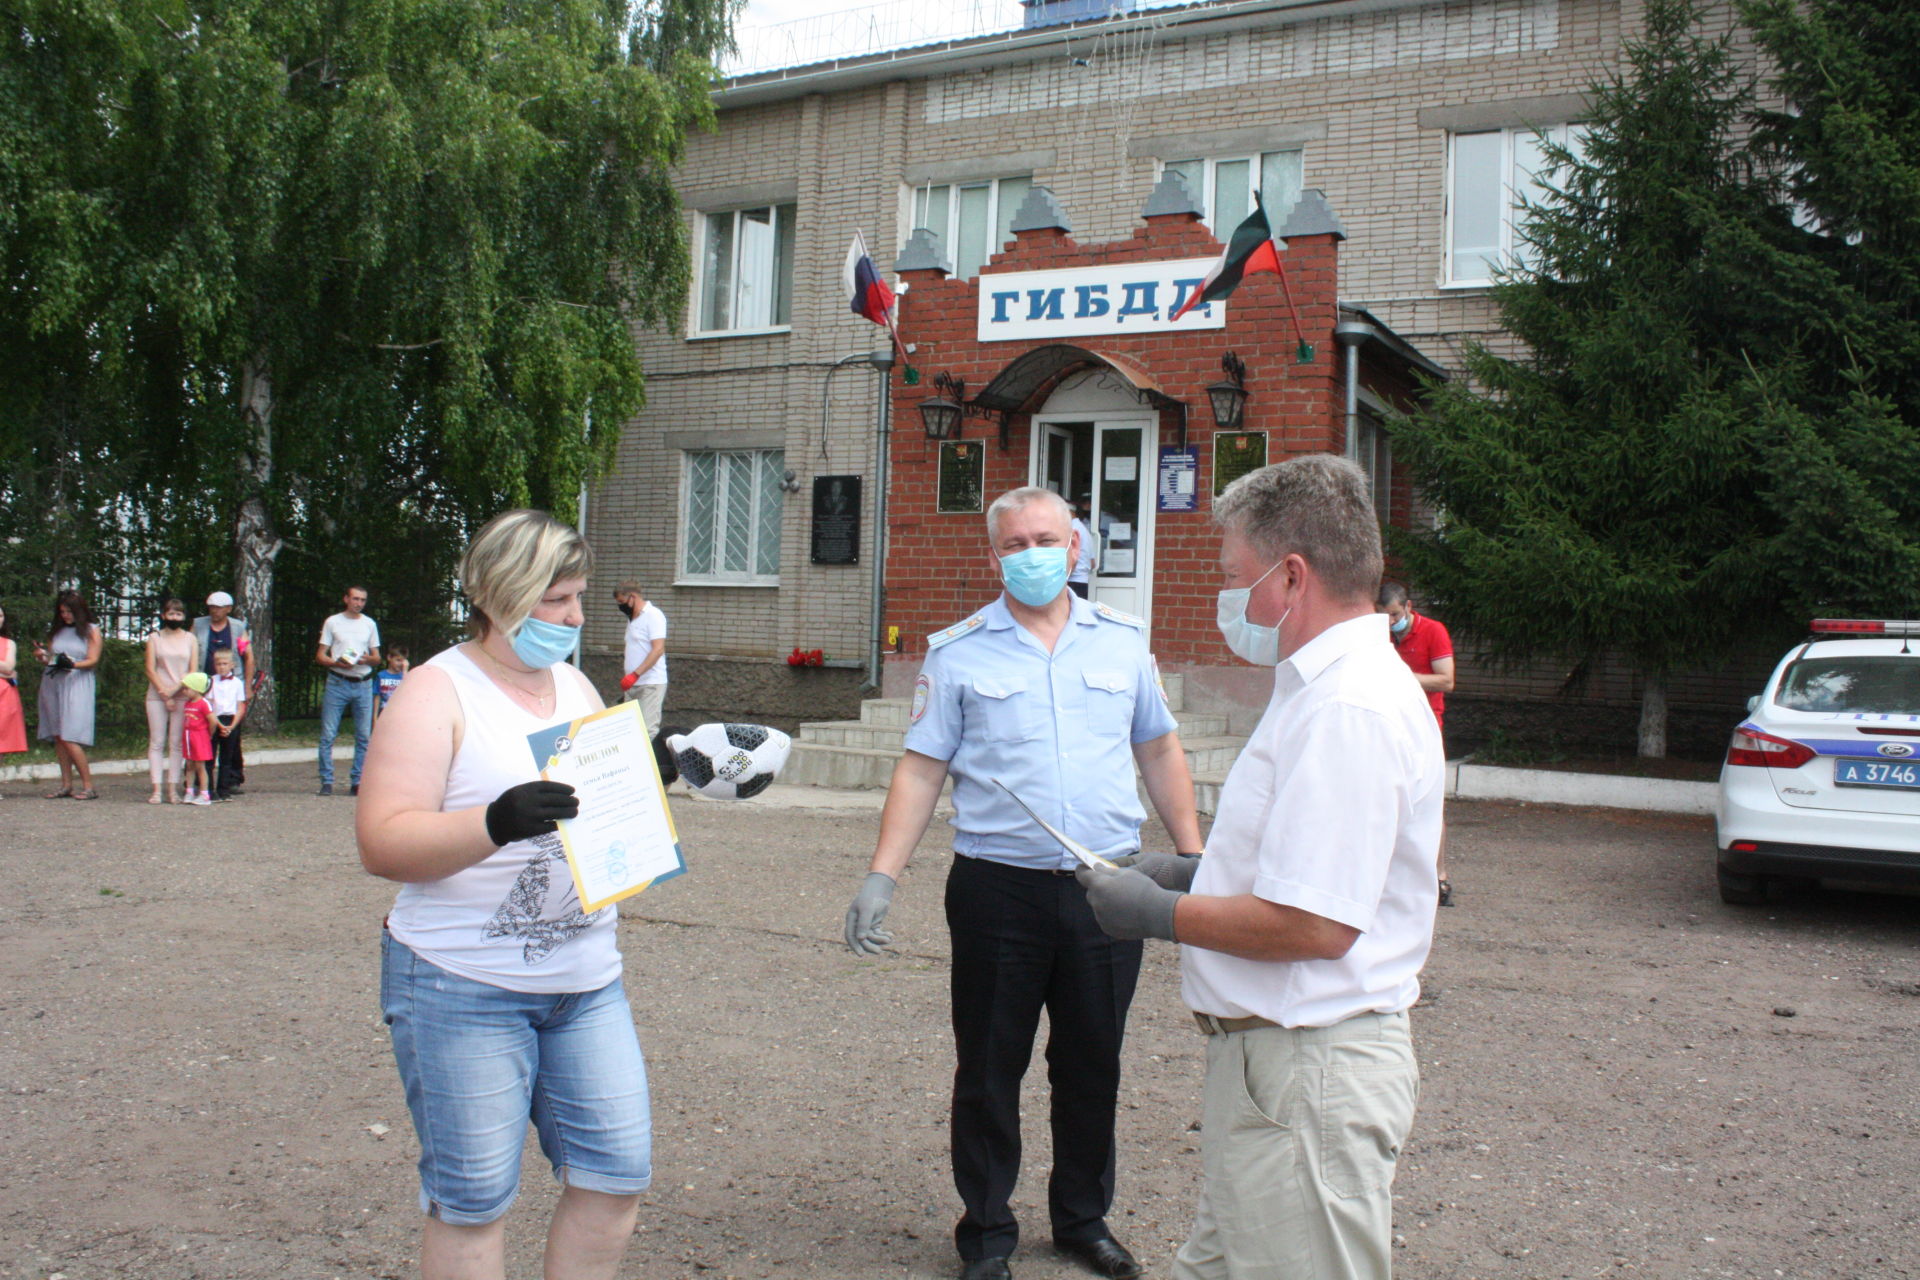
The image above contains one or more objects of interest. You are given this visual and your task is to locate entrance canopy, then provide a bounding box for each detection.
[971,344,1185,415]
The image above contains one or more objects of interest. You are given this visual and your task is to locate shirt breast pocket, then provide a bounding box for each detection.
[970,676,1036,742]
[1080,670,1135,738]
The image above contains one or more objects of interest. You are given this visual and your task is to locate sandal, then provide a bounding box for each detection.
[43,786,73,799]
[148,789,163,805]
[71,788,99,800]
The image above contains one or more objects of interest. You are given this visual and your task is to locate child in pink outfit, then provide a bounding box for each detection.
[180,672,216,806]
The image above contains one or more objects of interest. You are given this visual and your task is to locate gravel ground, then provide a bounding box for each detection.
[2,767,1918,1280]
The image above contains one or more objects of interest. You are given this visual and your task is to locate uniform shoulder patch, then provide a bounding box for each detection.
[926,611,989,650]
[1093,602,1146,628]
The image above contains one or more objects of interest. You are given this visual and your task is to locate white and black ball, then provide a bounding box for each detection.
[667,722,792,800]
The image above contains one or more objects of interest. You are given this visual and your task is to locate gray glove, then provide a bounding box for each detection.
[844,871,897,957]
[1076,864,1181,942]
[1111,851,1200,892]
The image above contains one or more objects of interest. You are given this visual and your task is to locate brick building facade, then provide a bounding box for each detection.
[583,0,1766,749]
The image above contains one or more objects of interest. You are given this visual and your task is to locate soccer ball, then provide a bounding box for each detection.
[667,722,792,800]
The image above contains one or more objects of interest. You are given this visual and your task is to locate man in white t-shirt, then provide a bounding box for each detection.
[315,585,382,796]
[1076,455,1443,1280]
[614,581,667,731]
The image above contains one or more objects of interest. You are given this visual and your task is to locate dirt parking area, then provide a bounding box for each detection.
[2,768,1917,1280]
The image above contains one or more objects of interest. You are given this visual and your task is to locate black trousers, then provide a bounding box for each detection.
[946,854,1143,1261]
[214,716,243,796]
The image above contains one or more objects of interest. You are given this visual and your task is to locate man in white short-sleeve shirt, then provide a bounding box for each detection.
[614,582,667,732]
[1077,454,1443,1280]
[315,585,382,796]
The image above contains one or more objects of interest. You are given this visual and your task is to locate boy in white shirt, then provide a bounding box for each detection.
[208,648,249,801]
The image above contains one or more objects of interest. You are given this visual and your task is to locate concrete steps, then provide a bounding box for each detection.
[780,669,1245,811]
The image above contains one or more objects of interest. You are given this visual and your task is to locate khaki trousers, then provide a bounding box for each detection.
[1172,1011,1418,1280]
[623,682,665,734]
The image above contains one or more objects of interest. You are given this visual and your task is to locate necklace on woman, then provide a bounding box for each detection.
[472,642,555,713]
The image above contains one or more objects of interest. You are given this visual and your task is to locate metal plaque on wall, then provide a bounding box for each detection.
[810,475,862,565]
[1212,431,1268,497]
[937,441,985,514]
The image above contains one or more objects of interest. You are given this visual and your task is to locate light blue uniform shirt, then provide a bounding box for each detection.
[903,594,1178,870]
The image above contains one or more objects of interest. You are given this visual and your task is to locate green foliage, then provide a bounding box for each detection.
[1386,0,1794,685]
[0,0,730,672]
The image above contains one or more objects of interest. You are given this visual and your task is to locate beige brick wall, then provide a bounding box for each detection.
[597,0,1710,667]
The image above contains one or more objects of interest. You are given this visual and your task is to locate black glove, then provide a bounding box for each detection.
[485,780,579,846]
[52,652,74,670]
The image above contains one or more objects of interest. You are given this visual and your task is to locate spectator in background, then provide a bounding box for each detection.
[209,648,248,801]
[1069,497,1096,599]
[0,603,27,768]
[614,582,667,732]
[315,585,381,797]
[1378,580,1456,905]
[193,590,255,684]
[375,645,409,719]
[34,590,102,800]
[144,596,200,805]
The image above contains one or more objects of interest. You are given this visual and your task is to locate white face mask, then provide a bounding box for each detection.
[1216,561,1288,665]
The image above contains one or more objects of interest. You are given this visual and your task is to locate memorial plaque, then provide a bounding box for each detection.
[937,441,985,514]
[810,475,862,565]
[1212,431,1268,497]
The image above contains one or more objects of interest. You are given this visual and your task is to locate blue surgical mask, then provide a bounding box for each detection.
[511,615,580,669]
[1216,561,1287,666]
[1390,614,1412,638]
[998,546,1070,607]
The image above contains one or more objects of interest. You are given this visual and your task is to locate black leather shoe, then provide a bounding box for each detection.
[1055,1236,1141,1279]
[316,783,333,797]
[350,783,360,796]
[959,1258,1012,1280]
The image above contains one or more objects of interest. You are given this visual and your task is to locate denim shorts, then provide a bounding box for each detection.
[379,931,653,1225]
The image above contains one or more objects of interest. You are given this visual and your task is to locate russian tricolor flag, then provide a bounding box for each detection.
[844,231,898,330]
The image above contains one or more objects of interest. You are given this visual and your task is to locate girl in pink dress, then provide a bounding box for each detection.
[0,604,27,760]
[180,672,216,806]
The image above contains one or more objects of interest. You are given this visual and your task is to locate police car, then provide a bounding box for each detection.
[1716,619,1920,904]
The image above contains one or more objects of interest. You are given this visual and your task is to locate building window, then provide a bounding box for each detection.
[1445,125,1583,285]
[1163,151,1303,233]
[912,176,1031,279]
[680,449,785,584]
[697,204,796,334]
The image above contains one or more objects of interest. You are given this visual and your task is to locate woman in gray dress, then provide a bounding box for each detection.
[33,590,102,799]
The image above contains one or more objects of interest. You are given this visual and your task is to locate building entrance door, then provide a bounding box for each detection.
[1030,408,1156,627]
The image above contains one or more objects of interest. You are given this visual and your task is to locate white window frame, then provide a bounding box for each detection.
[910,175,1031,279]
[1443,124,1583,288]
[1161,150,1304,234]
[690,203,796,339]
[675,448,785,587]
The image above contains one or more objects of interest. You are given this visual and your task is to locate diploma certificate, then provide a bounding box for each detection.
[527,701,684,912]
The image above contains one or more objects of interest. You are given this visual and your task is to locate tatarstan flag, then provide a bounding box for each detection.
[1169,193,1283,321]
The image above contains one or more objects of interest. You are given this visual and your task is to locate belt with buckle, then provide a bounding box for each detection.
[1193,1012,1281,1036]
[329,670,372,683]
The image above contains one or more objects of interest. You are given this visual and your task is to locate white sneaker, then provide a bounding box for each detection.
[189,791,212,806]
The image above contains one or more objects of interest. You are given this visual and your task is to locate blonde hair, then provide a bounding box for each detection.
[460,509,594,638]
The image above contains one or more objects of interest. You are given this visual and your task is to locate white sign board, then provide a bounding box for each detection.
[977,258,1226,342]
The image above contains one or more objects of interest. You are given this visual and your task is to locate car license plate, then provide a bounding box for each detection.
[1834,758,1920,789]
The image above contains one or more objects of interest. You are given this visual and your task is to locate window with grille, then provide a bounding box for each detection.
[695,204,796,335]
[679,449,785,585]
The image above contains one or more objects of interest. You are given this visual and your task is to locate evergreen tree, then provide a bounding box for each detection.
[1385,0,1794,756]
[1738,0,1920,618]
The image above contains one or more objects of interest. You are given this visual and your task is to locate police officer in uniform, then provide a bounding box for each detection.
[844,486,1205,1280]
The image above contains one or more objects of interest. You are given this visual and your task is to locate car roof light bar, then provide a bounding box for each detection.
[1809,618,1920,637]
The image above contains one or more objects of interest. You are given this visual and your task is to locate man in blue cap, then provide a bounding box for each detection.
[844,485,1204,1280]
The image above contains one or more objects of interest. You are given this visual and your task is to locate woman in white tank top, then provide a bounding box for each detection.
[357,510,653,1277]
